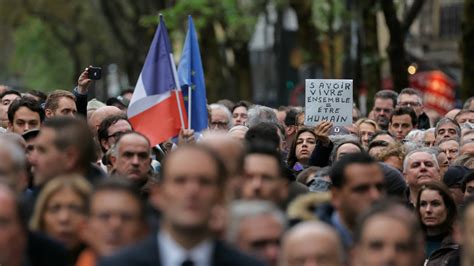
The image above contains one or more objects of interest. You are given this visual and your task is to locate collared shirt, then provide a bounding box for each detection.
[158,231,213,266]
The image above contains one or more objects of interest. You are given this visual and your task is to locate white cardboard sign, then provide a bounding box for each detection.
[305,79,353,126]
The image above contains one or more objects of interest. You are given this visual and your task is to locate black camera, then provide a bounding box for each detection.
[88,66,102,80]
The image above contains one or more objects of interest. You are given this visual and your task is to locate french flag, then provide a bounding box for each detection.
[128,16,188,146]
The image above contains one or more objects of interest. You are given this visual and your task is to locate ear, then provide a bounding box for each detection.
[7,121,12,131]
[45,109,53,118]
[109,154,117,167]
[100,138,110,152]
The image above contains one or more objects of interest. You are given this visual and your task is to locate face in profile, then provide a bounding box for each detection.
[42,187,87,250]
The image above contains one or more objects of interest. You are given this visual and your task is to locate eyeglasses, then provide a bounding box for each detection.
[210,121,228,129]
[107,131,130,140]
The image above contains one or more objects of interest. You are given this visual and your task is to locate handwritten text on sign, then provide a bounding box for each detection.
[305,79,353,126]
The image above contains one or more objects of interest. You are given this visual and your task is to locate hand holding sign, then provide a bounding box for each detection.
[313,121,332,145]
[305,79,353,126]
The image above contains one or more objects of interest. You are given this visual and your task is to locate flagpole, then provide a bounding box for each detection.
[169,53,186,129]
[188,86,192,129]
[187,15,192,130]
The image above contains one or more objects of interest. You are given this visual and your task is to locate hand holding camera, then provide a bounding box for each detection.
[77,65,101,94]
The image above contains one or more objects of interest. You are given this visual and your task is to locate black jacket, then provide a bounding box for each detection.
[308,140,333,167]
[418,112,431,130]
[426,235,460,266]
[98,234,264,266]
[25,231,69,266]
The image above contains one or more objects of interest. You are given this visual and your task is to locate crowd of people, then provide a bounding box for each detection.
[0,66,473,266]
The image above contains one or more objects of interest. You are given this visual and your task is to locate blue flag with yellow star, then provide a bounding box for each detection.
[178,15,208,132]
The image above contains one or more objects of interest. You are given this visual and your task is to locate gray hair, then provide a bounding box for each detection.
[0,137,26,173]
[453,153,474,168]
[246,105,279,128]
[461,139,474,148]
[435,118,461,138]
[403,141,424,154]
[403,148,439,173]
[210,103,233,129]
[397,88,422,104]
[404,129,425,145]
[227,200,286,243]
[110,131,151,158]
[464,96,474,110]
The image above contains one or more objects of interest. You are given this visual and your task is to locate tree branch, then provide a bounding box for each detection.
[97,0,133,50]
[402,0,426,33]
[380,0,402,39]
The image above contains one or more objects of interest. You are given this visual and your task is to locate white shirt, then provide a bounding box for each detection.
[158,231,213,266]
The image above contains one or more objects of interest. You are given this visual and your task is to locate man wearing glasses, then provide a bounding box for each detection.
[397,88,431,129]
[371,90,398,130]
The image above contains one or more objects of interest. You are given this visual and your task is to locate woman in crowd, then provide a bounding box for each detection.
[374,143,405,172]
[30,175,92,264]
[287,127,317,171]
[416,181,459,265]
[355,118,379,149]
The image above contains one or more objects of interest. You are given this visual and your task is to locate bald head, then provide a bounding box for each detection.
[280,221,344,266]
[89,106,123,136]
[445,109,460,120]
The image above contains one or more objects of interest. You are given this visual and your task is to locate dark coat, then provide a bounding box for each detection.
[426,235,460,266]
[73,87,87,117]
[418,112,431,130]
[98,234,265,266]
[308,140,333,167]
[25,231,69,266]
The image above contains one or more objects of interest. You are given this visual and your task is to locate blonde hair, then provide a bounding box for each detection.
[29,175,92,231]
[375,142,406,163]
[355,118,380,131]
